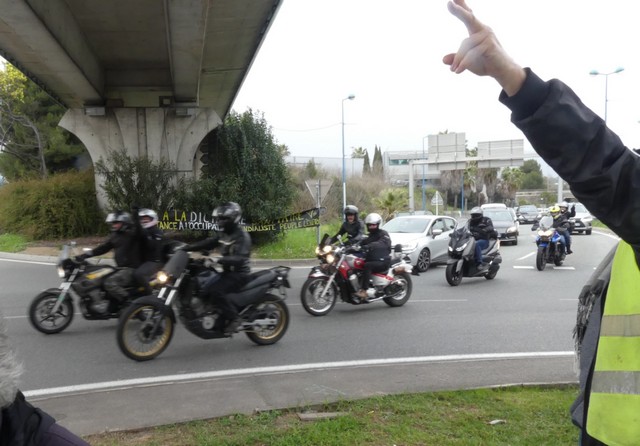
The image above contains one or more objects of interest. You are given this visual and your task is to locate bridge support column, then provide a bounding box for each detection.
[60,107,222,209]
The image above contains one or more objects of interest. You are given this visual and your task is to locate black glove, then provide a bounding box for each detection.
[74,253,91,262]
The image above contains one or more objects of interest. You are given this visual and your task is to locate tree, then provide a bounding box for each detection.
[202,108,295,224]
[372,187,409,221]
[95,149,183,212]
[362,149,371,176]
[372,145,384,176]
[518,159,544,189]
[499,167,523,202]
[0,64,85,180]
[351,146,367,158]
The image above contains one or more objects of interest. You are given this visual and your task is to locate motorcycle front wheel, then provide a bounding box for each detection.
[383,272,412,307]
[245,296,290,346]
[536,247,547,271]
[117,303,174,361]
[300,277,338,316]
[28,291,74,334]
[445,263,463,286]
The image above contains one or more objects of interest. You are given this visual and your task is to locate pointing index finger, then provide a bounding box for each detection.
[447,0,484,35]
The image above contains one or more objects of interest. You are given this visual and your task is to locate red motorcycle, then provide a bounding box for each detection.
[300,234,413,316]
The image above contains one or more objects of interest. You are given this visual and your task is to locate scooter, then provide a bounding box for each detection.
[445,224,502,286]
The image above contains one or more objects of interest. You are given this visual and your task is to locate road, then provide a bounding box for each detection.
[0,228,618,435]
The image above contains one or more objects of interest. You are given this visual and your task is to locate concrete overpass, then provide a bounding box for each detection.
[0,0,282,203]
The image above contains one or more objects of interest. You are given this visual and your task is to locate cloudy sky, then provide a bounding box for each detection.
[232,0,640,172]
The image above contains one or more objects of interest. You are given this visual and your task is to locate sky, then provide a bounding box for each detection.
[231,0,640,174]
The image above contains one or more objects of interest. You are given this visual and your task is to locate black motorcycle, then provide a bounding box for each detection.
[445,224,502,286]
[116,249,291,361]
[28,243,147,334]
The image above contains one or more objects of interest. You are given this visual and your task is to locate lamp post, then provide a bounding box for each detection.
[341,94,355,212]
[421,135,428,211]
[589,67,624,123]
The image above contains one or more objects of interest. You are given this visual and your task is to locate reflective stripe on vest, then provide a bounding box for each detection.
[587,241,640,445]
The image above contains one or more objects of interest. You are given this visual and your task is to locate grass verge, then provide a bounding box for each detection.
[85,385,579,446]
[0,233,28,252]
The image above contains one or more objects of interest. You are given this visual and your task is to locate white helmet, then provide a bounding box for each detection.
[364,213,383,233]
[138,208,158,229]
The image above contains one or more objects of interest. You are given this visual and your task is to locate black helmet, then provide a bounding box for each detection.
[469,207,483,222]
[213,201,242,233]
[344,205,359,218]
[105,211,133,232]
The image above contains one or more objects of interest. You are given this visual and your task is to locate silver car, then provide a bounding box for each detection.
[382,215,457,272]
[570,203,594,235]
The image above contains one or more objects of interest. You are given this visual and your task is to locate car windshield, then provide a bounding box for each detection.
[574,203,588,213]
[383,217,431,233]
[519,205,537,213]
[483,210,513,222]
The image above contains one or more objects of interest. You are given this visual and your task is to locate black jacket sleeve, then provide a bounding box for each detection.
[499,68,640,248]
[182,236,219,252]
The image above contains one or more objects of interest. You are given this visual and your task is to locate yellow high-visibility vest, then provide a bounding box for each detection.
[587,241,640,445]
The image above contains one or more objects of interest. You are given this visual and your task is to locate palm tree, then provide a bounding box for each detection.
[372,188,409,221]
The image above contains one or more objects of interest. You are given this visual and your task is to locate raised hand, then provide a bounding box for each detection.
[442,0,526,96]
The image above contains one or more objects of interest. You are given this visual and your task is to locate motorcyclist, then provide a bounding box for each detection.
[74,210,143,311]
[559,201,575,254]
[330,205,364,245]
[180,202,251,334]
[133,208,164,294]
[354,213,391,302]
[549,205,572,254]
[468,207,496,270]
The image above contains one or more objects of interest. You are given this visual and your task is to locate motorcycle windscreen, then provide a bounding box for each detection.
[162,249,190,277]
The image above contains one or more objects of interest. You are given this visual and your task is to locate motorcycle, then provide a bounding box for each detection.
[533,215,566,271]
[116,249,291,361]
[445,224,502,286]
[28,242,147,334]
[300,234,413,316]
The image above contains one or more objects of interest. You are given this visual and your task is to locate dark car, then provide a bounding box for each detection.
[483,209,519,245]
[516,205,539,224]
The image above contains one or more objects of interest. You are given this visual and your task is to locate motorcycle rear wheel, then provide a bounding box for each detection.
[300,277,338,316]
[445,263,463,286]
[117,303,174,361]
[28,291,74,334]
[383,272,412,306]
[245,297,289,346]
[536,247,547,271]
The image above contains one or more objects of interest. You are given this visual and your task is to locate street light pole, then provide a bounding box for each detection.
[341,94,355,212]
[590,67,624,123]
[421,135,428,211]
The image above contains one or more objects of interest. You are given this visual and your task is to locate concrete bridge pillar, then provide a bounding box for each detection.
[59,107,222,210]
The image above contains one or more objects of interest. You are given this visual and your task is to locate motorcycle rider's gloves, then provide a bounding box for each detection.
[75,252,92,262]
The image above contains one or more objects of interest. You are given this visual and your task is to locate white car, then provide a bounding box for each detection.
[570,203,594,235]
[382,215,457,272]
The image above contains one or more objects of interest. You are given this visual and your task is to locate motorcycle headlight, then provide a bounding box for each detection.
[326,254,335,264]
[156,271,169,284]
[57,266,66,278]
[456,241,468,252]
[315,246,321,256]
[323,245,332,253]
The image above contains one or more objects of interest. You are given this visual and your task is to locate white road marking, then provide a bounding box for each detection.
[513,266,534,269]
[24,351,574,398]
[0,258,54,266]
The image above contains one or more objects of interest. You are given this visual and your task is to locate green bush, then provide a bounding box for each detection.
[0,170,104,239]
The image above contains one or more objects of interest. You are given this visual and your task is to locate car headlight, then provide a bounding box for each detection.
[582,216,593,223]
[402,241,418,252]
[507,226,517,233]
